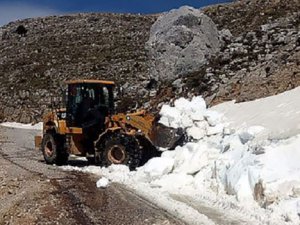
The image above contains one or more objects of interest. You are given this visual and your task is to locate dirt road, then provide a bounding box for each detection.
[0,127,184,225]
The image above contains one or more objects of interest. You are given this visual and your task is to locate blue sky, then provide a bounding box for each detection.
[0,0,231,25]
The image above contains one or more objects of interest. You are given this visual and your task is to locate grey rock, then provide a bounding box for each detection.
[219,29,233,43]
[261,24,270,32]
[265,54,273,60]
[172,78,183,88]
[235,36,243,43]
[206,72,215,78]
[146,6,222,81]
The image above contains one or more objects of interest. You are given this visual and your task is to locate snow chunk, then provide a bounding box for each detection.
[187,126,206,140]
[142,157,174,178]
[159,105,181,128]
[221,134,246,153]
[172,142,219,175]
[207,124,224,136]
[190,96,207,112]
[260,135,300,199]
[174,97,193,112]
[224,150,259,203]
[204,110,223,127]
[222,134,300,208]
[159,96,208,129]
[96,177,109,188]
[190,112,204,121]
[175,96,206,113]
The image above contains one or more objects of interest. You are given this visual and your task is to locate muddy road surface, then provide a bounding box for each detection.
[0,126,184,225]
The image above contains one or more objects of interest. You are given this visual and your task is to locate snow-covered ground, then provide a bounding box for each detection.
[0,122,43,130]
[5,87,300,224]
[212,86,300,140]
[63,87,300,224]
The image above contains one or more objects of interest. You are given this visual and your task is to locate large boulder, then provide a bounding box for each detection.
[146,6,222,81]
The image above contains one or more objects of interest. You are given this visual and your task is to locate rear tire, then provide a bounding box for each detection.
[101,133,142,170]
[41,133,68,166]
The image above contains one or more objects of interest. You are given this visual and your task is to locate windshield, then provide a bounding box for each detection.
[67,83,114,127]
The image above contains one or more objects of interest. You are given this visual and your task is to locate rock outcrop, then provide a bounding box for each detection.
[182,0,300,105]
[146,6,222,81]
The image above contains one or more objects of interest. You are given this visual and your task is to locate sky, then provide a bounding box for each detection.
[0,0,231,26]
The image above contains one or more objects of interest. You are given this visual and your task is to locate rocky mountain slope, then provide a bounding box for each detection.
[0,0,299,123]
[151,0,300,107]
[197,0,300,105]
[0,13,157,122]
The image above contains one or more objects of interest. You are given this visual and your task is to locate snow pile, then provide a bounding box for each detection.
[159,97,224,140]
[0,122,43,130]
[137,96,300,223]
[62,89,300,224]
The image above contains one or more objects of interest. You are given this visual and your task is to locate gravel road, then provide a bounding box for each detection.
[0,126,184,225]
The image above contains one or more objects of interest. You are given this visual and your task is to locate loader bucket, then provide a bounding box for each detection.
[151,124,186,150]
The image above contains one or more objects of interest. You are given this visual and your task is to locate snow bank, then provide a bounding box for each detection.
[259,136,300,199]
[0,122,43,130]
[212,86,300,139]
[62,89,300,224]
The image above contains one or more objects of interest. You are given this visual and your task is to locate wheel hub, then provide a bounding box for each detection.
[44,141,54,157]
[107,145,126,164]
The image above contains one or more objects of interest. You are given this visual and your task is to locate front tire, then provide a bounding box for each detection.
[101,133,142,170]
[41,133,68,165]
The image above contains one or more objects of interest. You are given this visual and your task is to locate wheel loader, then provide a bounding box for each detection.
[35,80,184,170]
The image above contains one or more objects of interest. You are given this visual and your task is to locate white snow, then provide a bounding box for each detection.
[142,157,175,178]
[212,86,300,139]
[159,96,208,129]
[0,122,43,130]
[60,87,300,225]
[96,177,109,188]
[259,135,300,200]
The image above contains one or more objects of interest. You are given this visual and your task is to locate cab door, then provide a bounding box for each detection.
[66,84,83,127]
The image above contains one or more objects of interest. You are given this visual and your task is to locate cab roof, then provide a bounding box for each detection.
[66,79,115,85]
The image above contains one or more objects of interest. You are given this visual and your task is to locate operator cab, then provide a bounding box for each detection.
[66,80,115,130]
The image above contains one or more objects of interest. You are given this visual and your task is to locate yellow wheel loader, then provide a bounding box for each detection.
[35,80,184,170]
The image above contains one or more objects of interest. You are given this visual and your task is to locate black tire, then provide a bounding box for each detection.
[41,133,68,166]
[101,133,142,170]
[86,156,95,164]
